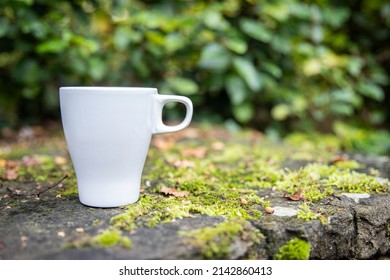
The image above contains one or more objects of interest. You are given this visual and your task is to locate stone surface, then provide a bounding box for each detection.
[1,182,389,260]
[272,206,298,217]
[341,193,370,203]
[0,127,389,260]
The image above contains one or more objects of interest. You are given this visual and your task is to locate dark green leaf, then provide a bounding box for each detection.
[239,18,271,42]
[36,39,68,54]
[271,104,290,120]
[261,62,282,78]
[358,82,385,101]
[330,103,354,116]
[168,77,198,95]
[226,75,248,105]
[232,103,254,123]
[88,58,106,80]
[224,37,247,54]
[233,57,262,91]
[198,43,231,71]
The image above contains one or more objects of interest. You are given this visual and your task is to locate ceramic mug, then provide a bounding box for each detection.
[59,87,193,207]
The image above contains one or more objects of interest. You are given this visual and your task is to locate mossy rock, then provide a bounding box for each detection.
[0,125,389,259]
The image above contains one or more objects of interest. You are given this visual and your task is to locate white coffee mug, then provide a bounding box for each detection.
[59,87,193,207]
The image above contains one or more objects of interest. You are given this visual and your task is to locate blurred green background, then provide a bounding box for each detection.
[0,0,389,154]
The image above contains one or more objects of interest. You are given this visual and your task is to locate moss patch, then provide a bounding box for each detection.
[92,229,132,248]
[110,190,268,231]
[274,238,311,260]
[65,229,132,249]
[276,163,386,202]
[179,218,263,259]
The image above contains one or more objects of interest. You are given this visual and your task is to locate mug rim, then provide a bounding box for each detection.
[60,87,157,92]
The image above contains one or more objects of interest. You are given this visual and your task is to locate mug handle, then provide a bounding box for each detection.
[152,94,193,135]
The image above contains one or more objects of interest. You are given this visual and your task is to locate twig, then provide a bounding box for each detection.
[35,174,68,198]
[5,174,68,198]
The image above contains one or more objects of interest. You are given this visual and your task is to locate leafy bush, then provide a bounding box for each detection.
[0,0,389,138]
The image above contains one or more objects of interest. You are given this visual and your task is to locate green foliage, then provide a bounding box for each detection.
[274,238,311,260]
[0,0,389,145]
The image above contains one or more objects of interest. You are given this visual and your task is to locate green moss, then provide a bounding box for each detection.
[296,202,328,224]
[59,185,78,196]
[92,229,132,248]
[333,160,361,169]
[327,170,386,193]
[64,229,132,249]
[276,163,387,202]
[297,203,316,221]
[110,188,267,231]
[179,218,263,259]
[274,238,311,260]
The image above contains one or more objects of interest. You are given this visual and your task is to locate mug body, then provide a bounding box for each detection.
[60,87,156,207]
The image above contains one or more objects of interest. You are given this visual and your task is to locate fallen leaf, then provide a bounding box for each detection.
[181,146,208,159]
[2,160,19,181]
[240,198,248,205]
[329,155,348,164]
[211,141,225,151]
[152,137,176,151]
[54,156,68,165]
[57,231,66,238]
[174,127,202,139]
[20,236,28,250]
[160,186,189,197]
[284,188,305,201]
[265,207,274,214]
[171,159,195,168]
[75,228,84,233]
[21,155,43,166]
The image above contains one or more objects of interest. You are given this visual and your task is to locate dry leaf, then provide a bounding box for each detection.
[57,231,66,237]
[54,156,68,165]
[171,159,195,168]
[160,186,189,197]
[330,155,348,164]
[240,198,248,205]
[20,236,28,250]
[211,141,225,151]
[181,146,208,159]
[174,127,202,139]
[75,228,84,233]
[152,137,175,151]
[264,207,274,214]
[21,155,43,166]
[284,188,305,201]
[2,160,19,181]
